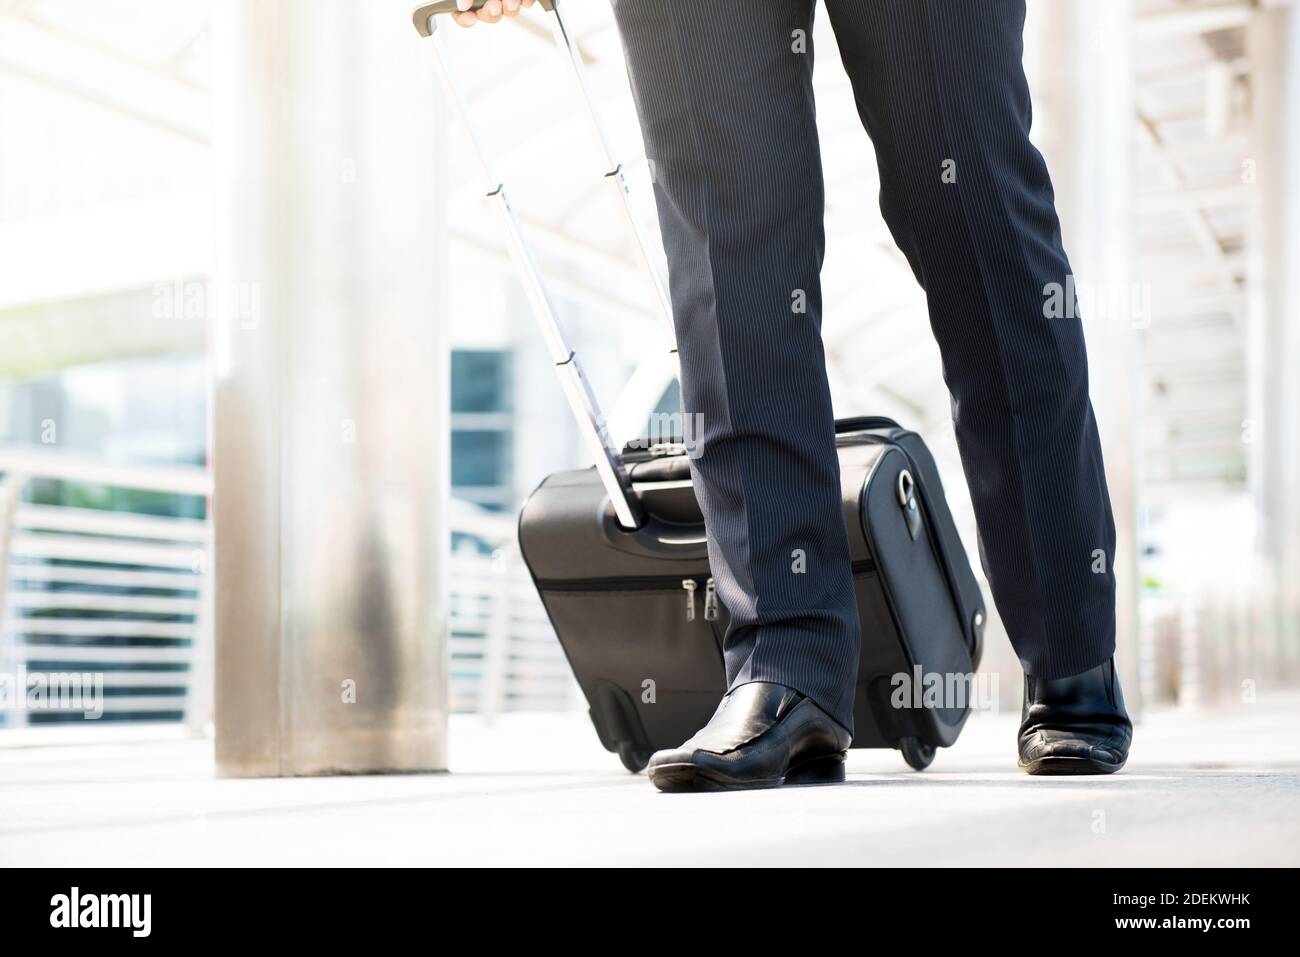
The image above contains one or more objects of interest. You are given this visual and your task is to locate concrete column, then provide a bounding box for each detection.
[1026,2,1143,712]
[211,0,449,775]
[1247,5,1300,683]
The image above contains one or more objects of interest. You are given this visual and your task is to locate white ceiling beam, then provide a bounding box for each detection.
[448,230,658,333]
[1137,129,1248,163]
[1136,111,1238,284]
[1138,182,1250,214]
[1135,1,1253,38]
[1139,293,1246,321]
[1142,477,1247,497]
[0,13,208,143]
[448,203,660,312]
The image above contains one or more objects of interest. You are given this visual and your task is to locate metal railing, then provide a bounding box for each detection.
[0,448,577,734]
[443,499,581,716]
[448,547,580,717]
[0,449,212,732]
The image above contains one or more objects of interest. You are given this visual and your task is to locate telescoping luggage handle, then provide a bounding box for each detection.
[412,0,681,531]
[413,1,678,356]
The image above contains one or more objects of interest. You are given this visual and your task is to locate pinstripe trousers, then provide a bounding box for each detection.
[610,0,1117,731]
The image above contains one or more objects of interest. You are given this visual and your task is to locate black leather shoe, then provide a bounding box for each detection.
[1018,657,1132,775]
[646,682,852,792]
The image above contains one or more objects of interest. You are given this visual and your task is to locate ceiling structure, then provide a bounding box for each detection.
[0,0,1283,497]
[0,0,213,375]
[431,0,1271,499]
[1133,0,1263,492]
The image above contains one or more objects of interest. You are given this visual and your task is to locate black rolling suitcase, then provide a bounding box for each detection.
[413,0,987,773]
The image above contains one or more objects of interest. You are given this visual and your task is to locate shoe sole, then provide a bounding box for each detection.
[649,752,847,793]
[1019,755,1126,776]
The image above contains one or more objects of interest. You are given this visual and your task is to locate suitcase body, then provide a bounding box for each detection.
[519,416,987,771]
[413,1,985,771]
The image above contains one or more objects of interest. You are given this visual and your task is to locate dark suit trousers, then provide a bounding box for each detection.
[610,0,1117,731]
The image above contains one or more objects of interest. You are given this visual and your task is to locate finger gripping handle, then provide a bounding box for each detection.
[412,0,557,37]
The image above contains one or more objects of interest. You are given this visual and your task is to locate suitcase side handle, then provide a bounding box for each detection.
[413,0,557,37]
[836,415,902,435]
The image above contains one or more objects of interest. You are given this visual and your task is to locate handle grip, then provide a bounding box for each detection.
[413,0,557,37]
[836,415,902,434]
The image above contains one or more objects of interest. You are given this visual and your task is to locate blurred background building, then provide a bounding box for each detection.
[0,0,1297,741]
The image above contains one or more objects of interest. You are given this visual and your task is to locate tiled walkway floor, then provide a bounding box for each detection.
[2,695,1297,866]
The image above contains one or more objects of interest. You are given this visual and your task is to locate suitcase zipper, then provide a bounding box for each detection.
[535,559,876,622]
[536,561,874,594]
[536,574,710,592]
[534,573,714,623]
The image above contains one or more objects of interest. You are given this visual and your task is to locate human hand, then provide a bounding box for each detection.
[453,0,536,28]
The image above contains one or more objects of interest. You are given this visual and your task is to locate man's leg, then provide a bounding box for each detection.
[824,0,1115,676]
[824,0,1130,772]
[611,0,860,731]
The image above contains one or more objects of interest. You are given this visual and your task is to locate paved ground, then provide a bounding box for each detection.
[1,695,1297,866]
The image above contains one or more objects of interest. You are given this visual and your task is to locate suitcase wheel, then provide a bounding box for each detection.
[618,742,651,774]
[899,737,936,771]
